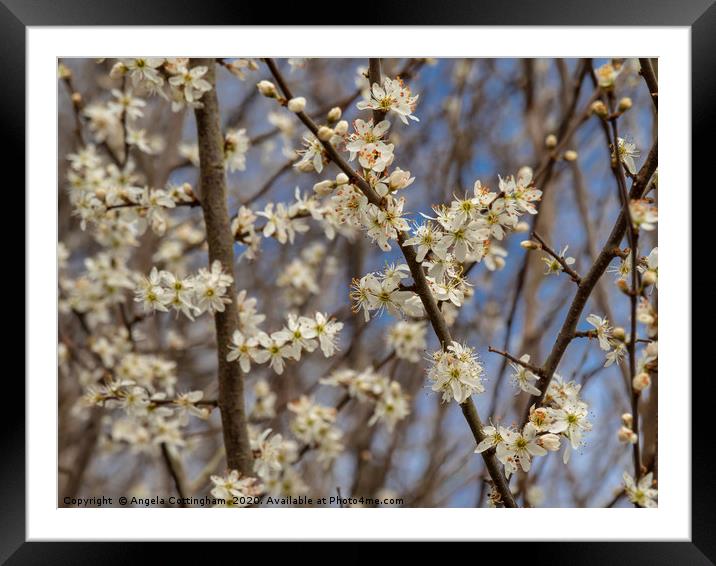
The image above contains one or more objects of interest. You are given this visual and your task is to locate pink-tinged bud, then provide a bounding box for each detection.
[621,412,633,427]
[618,426,638,444]
[520,240,541,250]
[633,372,651,392]
[287,97,306,113]
[333,120,349,136]
[327,106,342,123]
[257,80,278,98]
[317,126,334,141]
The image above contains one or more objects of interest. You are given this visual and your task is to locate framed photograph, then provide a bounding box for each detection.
[10,0,707,559]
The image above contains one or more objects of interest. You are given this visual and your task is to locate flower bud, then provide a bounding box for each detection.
[312,180,334,196]
[618,426,638,444]
[564,150,578,162]
[295,160,315,173]
[612,326,626,341]
[181,182,195,199]
[514,221,530,233]
[71,92,83,106]
[520,240,541,250]
[257,80,278,98]
[287,97,306,113]
[545,134,557,149]
[621,412,633,427]
[633,372,651,392]
[517,166,533,184]
[317,126,334,141]
[333,120,349,136]
[335,173,349,185]
[538,433,561,451]
[591,100,608,118]
[327,106,342,123]
[618,97,633,112]
[642,270,657,286]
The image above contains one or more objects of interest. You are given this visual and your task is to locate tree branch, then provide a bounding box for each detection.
[638,58,658,111]
[192,58,253,476]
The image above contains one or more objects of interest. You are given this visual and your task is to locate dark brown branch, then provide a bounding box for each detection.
[192,58,253,476]
[610,115,643,485]
[368,59,387,123]
[160,443,188,506]
[638,58,658,111]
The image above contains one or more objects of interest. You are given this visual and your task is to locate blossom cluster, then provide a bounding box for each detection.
[78,352,211,453]
[530,375,592,464]
[350,263,424,322]
[287,396,344,467]
[110,58,215,111]
[320,366,411,431]
[250,379,277,420]
[276,242,337,306]
[66,146,192,236]
[60,251,135,323]
[477,373,591,476]
[249,427,308,497]
[476,422,560,476]
[427,342,486,404]
[386,320,428,363]
[230,186,357,261]
[585,313,628,368]
[134,261,233,319]
[356,76,420,124]
[209,470,263,507]
[227,311,343,375]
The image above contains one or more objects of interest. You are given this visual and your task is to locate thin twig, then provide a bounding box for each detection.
[488,346,544,376]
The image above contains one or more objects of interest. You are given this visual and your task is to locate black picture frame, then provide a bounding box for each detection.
[6,0,706,561]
